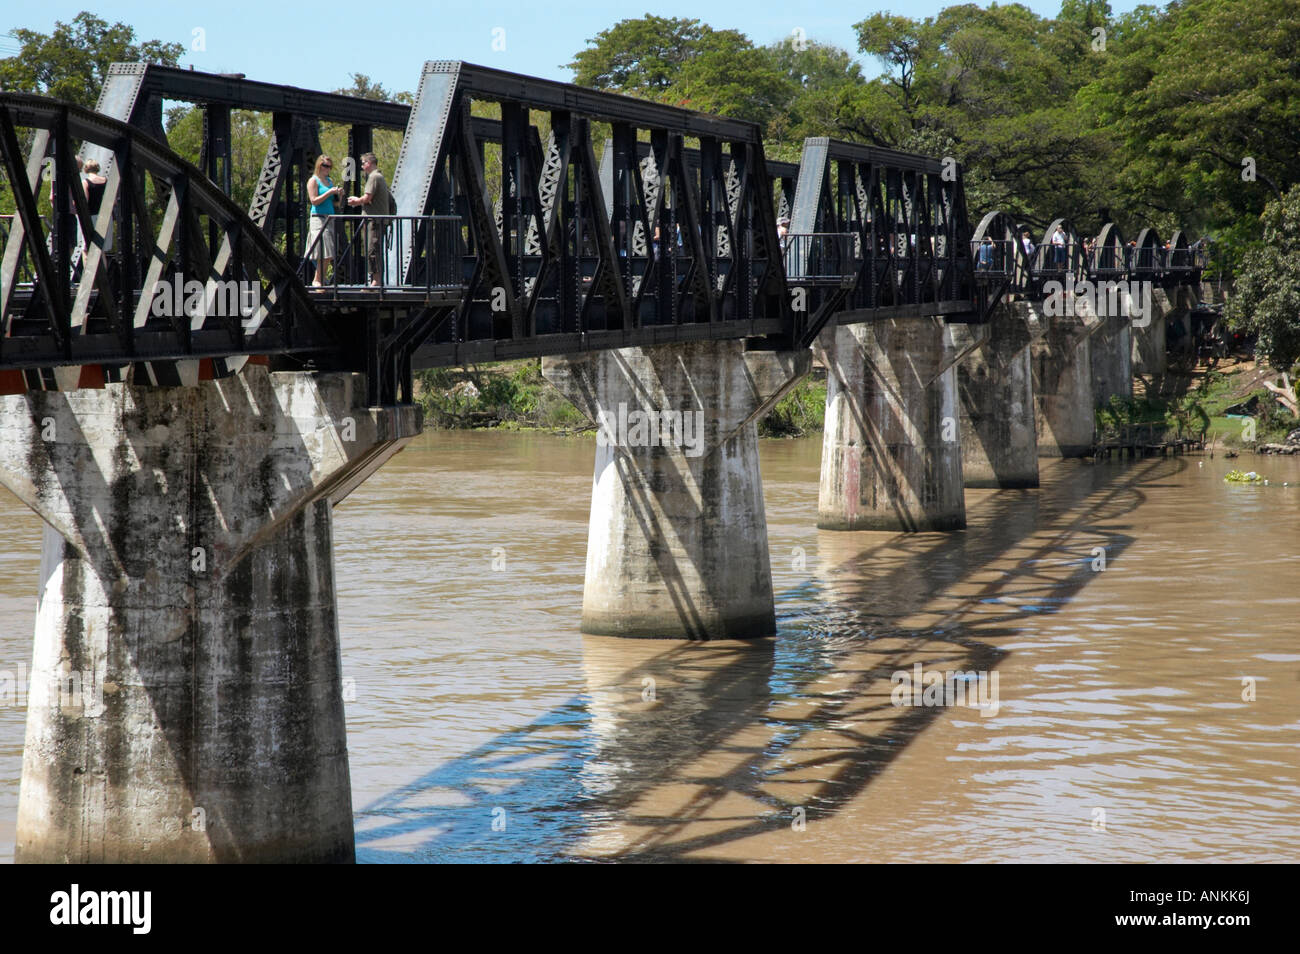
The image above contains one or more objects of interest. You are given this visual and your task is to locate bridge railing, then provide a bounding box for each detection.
[783,232,858,286]
[971,238,1017,279]
[1166,243,1209,274]
[1028,241,1075,277]
[1088,244,1127,278]
[301,214,462,293]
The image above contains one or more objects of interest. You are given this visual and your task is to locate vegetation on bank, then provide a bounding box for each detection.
[1099,362,1298,449]
[415,360,830,439]
[415,354,1299,454]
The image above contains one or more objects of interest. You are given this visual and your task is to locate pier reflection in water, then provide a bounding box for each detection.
[2,432,1297,862]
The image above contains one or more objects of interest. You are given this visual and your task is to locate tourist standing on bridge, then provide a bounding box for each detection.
[346,152,392,286]
[1051,225,1067,270]
[81,159,109,247]
[307,155,345,286]
[73,159,112,279]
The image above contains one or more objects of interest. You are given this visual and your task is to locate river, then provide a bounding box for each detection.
[1,431,1297,862]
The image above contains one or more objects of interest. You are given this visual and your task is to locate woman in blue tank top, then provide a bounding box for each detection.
[306,155,344,285]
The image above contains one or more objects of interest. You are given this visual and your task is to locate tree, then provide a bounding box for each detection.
[0,12,184,108]
[850,6,1115,229]
[671,36,792,126]
[1225,186,1300,374]
[1081,0,1300,251]
[763,40,869,148]
[333,73,413,106]
[568,16,713,94]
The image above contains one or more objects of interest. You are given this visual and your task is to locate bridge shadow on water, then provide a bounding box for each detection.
[356,456,1185,862]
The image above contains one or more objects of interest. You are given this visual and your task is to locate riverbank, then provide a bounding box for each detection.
[415,359,829,439]
[1115,356,1298,451]
[418,354,1299,451]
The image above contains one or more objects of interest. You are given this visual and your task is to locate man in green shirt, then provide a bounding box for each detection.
[347,152,392,286]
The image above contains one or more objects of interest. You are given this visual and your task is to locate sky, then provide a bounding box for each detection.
[3,1,1152,97]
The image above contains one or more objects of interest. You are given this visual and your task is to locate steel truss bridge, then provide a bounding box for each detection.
[0,61,1206,405]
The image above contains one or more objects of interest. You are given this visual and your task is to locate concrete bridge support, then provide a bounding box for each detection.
[1132,290,1170,376]
[1091,314,1133,407]
[1032,314,1096,457]
[956,308,1039,488]
[818,316,966,531]
[1134,286,1205,378]
[0,366,419,862]
[542,340,809,640]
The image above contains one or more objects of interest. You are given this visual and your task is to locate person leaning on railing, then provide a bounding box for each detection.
[346,152,392,287]
[306,155,345,286]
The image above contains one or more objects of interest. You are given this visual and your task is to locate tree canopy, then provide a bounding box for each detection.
[1225,187,1300,373]
[0,12,183,108]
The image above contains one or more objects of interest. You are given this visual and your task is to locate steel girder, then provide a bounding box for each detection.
[0,92,331,385]
[0,62,1211,394]
[787,137,976,342]
[391,61,795,368]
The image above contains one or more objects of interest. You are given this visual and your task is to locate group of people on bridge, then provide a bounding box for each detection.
[304,152,394,287]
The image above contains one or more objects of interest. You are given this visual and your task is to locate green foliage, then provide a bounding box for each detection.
[333,73,413,106]
[567,16,863,132]
[1083,0,1300,250]
[852,5,1113,229]
[1096,391,1214,443]
[763,41,871,149]
[415,361,585,430]
[671,43,792,128]
[759,376,827,438]
[1225,186,1300,371]
[163,108,272,212]
[0,12,183,107]
[568,15,715,93]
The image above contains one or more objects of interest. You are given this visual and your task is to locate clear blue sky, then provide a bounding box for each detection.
[3,1,1150,96]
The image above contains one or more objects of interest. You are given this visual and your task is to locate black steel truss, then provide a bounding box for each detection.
[0,92,333,381]
[787,137,976,344]
[0,61,1209,399]
[387,61,796,368]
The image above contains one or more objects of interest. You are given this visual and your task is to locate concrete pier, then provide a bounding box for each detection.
[956,308,1039,488]
[0,366,419,862]
[1032,314,1096,457]
[542,340,808,640]
[1131,297,1168,376]
[1091,314,1133,407]
[818,317,966,531]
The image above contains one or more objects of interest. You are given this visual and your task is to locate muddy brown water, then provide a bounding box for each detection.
[1,431,1297,862]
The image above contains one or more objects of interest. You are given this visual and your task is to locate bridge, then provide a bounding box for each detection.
[0,61,1207,862]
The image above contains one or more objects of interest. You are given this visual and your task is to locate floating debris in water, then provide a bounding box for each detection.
[1224,470,1265,483]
